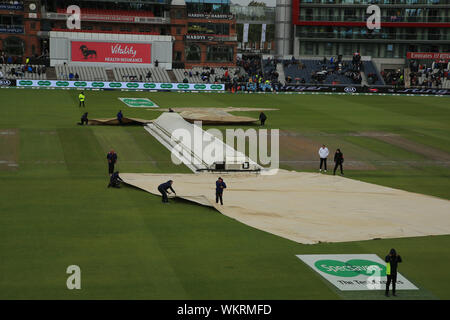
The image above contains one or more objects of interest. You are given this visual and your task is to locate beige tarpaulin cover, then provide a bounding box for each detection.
[179,109,258,124]
[147,107,278,125]
[121,170,450,244]
[88,117,153,125]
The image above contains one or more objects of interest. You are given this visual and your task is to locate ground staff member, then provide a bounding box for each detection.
[79,91,86,107]
[333,148,344,175]
[385,248,402,297]
[259,112,267,126]
[215,177,227,205]
[158,180,176,203]
[107,150,117,176]
[117,110,123,125]
[80,112,88,125]
[318,144,329,173]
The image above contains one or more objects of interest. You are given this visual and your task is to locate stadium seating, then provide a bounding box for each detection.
[56,8,154,17]
[172,69,203,83]
[363,61,385,85]
[112,66,171,83]
[283,59,359,85]
[51,28,159,36]
[55,64,108,81]
[0,64,47,80]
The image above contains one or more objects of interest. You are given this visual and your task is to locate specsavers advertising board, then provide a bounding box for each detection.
[16,80,225,91]
[296,254,418,291]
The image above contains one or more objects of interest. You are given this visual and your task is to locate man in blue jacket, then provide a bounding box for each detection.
[117,110,123,125]
[215,177,227,205]
[158,180,176,203]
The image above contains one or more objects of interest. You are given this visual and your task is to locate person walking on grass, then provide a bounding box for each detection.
[318,144,329,173]
[158,180,176,203]
[385,248,402,297]
[107,149,117,177]
[333,148,344,176]
[78,91,85,107]
[215,177,227,205]
[117,110,123,125]
[259,112,267,126]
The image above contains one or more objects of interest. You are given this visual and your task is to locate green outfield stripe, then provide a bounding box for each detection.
[57,128,105,175]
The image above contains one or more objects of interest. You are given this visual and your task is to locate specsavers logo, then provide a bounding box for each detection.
[123,98,154,107]
[315,259,386,277]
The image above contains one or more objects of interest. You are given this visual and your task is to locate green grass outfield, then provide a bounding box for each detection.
[0,88,449,300]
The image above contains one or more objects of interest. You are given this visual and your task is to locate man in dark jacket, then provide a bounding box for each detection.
[259,112,267,126]
[117,110,123,125]
[215,177,227,205]
[79,112,88,125]
[108,171,123,188]
[107,150,118,176]
[158,180,176,203]
[333,148,344,175]
[385,248,402,297]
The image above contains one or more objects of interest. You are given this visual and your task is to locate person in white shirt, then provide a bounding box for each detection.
[318,144,329,173]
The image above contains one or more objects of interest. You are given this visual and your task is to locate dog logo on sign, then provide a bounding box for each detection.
[79,45,97,59]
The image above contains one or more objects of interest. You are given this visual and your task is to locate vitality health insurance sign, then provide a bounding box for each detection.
[71,41,151,64]
[16,80,225,91]
[296,254,418,291]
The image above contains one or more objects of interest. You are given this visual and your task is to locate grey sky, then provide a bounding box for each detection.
[231,0,276,7]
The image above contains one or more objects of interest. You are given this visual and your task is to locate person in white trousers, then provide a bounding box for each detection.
[319,144,329,173]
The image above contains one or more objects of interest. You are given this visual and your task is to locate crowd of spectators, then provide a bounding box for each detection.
[381,69,404,87]
[0,51,46,79]
[407,59,449,88]
[302,53,362,85]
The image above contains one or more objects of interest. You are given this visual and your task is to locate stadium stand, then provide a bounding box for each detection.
[283,58,362,85]
[113,66,171,83]
[407,60,450,89]
[56,8,155,17]
[55,64,108,81]
[0,64,47,80]
[172,69,203,83]
[363,61,385,85]
[51,28,160,36]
